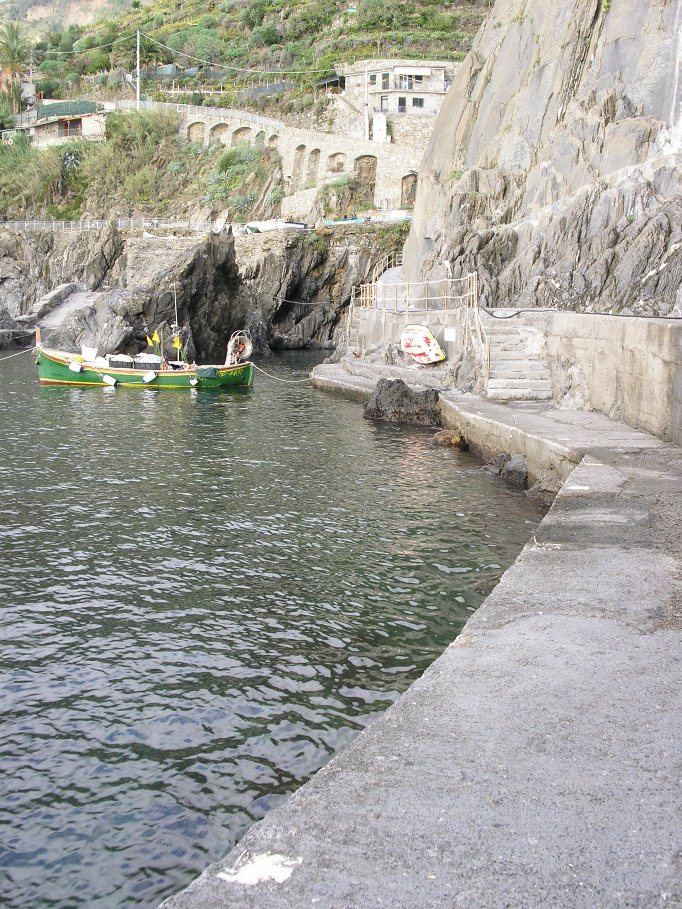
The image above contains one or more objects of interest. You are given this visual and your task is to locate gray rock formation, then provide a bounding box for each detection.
[364,379,443,427]
[0,224,389,358]
[404,0,682,316]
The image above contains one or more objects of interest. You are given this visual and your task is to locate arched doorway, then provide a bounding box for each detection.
[208,123,230,145]
[232,126,252,146]
[354,154,377,199]
[291,144,306,191]
[306,148,320,186]
[401,173,417,208]
[187,121,205,142]
[327,152,346,174]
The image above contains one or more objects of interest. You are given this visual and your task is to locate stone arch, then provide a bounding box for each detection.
[268,133,279,147]
[291,143,306,191]
[232,126,252,146]
[354,154,377,198]
[208,122,231,145]
[306,149,320,186]
[187,121,205,142]
[327,151,346,174]
[401,172,417,208]
[255,130,265,147]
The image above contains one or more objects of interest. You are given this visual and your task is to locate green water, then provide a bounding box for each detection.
[0,351,545,908]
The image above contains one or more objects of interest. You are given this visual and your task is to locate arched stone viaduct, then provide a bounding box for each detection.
[182,107,421,211]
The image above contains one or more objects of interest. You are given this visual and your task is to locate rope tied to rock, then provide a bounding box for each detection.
[0,346,35,362]
[250,363,311,384]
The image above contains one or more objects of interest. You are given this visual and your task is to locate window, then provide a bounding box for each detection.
[382,72,389,90]
[398,73,423,90]
[369,74,376,86]
[398,96,406,113]
[380,95,388,111]
[412,97,424,108]
[58,118,82,137]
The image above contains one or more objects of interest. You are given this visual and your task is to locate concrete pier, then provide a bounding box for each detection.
[163,365,681,909]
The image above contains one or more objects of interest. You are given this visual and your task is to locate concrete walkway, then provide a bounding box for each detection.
[163,365,682,909]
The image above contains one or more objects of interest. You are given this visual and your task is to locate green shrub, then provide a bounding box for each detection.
[266,186,284,204]
[250,24,280,46]
[217,145,260,173]
[122,165,155,201]
[231,191,258,213]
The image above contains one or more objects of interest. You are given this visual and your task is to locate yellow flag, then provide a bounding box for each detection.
[152,330,160,344]
[146,335,153,346]
[172,336,182,350]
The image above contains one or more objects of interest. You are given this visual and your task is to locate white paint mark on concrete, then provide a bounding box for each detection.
[217,853,302,887]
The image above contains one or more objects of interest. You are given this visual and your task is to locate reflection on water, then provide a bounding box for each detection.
[0,351,545,908]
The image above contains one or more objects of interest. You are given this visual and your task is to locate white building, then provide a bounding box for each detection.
[336,59,456,118]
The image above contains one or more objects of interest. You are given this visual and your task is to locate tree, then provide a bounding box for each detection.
[0,23,29,112]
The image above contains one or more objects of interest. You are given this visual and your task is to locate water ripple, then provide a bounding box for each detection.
[0,352,545,909]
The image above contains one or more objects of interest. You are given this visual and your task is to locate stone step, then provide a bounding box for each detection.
[489,369,552,380]
[490,356,549,367]
[485,378,553,398]
[486,386,553,401]
[489,340,535,353]
[490,361,550,372]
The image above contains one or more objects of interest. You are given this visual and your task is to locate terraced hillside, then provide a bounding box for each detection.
[23,0,489,109]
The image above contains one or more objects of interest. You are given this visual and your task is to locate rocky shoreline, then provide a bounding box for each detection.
[0,223,400,356]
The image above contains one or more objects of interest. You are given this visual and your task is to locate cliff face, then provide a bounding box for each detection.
[0,225,387,355]
[404,0,682,314]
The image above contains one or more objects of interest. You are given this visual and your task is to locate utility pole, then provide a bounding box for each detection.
[364,61,369,141]
[136,30,141,110]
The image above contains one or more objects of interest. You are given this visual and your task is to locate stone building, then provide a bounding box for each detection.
[7,101,106,148]
[336,59,456,118]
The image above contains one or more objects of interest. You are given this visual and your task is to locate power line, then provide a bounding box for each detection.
[38,33,133,56]
[141,33,332,76]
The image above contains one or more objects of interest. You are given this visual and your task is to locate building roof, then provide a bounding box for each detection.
[335,59,456,77]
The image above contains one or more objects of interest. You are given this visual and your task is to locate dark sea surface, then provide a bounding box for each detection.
[0,350,545,908]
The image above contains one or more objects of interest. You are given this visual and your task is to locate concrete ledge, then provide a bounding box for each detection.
[310,363,377,401]
[163,366,682,909]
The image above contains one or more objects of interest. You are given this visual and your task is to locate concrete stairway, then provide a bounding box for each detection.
[346,307,360,353]
[483,315,553,401]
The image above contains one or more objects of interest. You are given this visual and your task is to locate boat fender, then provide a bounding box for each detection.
[142,371,157,383]
[102,374,118,387]
[190,377,199,386]
[68,361,83,373]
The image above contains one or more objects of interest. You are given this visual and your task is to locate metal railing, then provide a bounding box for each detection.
[370,250,403,283]
[352,273,471,312]
[109,99,284,130]
[0,218,216,234]
[348,270,490,379]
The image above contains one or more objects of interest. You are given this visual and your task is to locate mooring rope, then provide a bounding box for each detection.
[251,362,311,384]
[0,346,35,362]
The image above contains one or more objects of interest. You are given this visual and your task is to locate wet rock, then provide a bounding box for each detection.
[501,454,529,487]
[433,429,466,448]
[364,379,442,427]
[485,452,511,475]
[526,466,564,503]
[0,308,33,349]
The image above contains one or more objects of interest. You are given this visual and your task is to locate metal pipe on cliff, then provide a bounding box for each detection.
[364,61,369,141]
[136,31,140,111]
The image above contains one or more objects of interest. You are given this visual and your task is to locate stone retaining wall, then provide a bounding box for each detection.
[353,306,682,445]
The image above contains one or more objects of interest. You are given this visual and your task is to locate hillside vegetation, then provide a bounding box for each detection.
[0,110,283,220]
[27,0,489,108]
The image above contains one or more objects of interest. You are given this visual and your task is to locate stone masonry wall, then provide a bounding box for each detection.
[180,109,423,211]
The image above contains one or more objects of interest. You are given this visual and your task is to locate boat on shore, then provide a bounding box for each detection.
[34,328,254,389]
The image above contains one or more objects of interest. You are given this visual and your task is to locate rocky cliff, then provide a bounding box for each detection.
[404,0,682,315]
[0,224,391,355]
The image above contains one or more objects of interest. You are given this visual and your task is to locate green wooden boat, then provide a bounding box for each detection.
[35,329,254,390]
